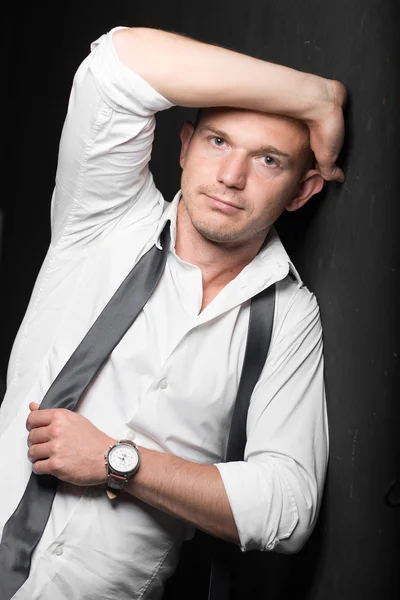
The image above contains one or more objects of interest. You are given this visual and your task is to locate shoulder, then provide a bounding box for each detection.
[255,228,322,346]
[273,273,322,347]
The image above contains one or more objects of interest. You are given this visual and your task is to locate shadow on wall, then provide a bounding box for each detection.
[0,208,5,401]
[0,207,3,266]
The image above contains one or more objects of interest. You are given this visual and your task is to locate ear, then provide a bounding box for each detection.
[286,169,325,212]
[179,121,195,169]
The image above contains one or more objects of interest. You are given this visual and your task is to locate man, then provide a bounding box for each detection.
[0,26,346,599]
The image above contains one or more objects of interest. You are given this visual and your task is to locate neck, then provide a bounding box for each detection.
[175,199,268,289]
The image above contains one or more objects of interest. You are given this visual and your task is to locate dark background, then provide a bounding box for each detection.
[1,1,399,598]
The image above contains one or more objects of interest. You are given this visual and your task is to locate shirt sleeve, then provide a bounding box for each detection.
[215,283,328,553]
[51,27,174,250]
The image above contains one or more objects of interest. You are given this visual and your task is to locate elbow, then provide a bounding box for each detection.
[273,511,318,554]
[249,493,319,555]
[274,530,312,554]
[237,506,317,555]
[216,459,323,555]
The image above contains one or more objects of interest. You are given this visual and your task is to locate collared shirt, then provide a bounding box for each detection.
[0,28,328,600]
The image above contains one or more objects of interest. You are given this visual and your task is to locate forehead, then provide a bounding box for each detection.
[197,107,309,156]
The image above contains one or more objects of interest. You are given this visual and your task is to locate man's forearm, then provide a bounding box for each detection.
[26,405,238,542]
[127,446,240,543]
[113,27,332,124]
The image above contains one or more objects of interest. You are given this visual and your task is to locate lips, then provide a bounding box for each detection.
[206,195,242,210]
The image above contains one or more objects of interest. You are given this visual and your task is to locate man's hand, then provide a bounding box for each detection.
[307,79,347,182]
[26,403,115,486]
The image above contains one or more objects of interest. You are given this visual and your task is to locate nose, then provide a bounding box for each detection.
[216,151,247,190]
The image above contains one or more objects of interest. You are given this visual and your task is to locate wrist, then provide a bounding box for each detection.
[101,438,117,485]
[294,74,332,125]
[301,76,346,126]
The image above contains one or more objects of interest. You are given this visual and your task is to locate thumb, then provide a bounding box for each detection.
[29,402,40,411]
[317,161,345,183]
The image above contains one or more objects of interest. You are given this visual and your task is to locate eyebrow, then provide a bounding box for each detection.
[198,124,293,160]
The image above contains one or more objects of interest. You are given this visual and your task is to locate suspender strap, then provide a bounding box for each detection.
[225,284,276,462]
[208,283,276,600]
[0,225,171,600]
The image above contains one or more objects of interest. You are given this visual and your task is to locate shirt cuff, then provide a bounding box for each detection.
[215,459,299,552]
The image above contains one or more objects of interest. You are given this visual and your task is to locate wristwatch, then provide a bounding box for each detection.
[105,439,140,499]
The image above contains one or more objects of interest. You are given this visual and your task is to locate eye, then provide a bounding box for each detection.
[210,136,226,147]
[262,156,278,167]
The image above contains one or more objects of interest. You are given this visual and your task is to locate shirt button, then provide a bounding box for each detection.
[159,379,168,390]
[54,545,64,556]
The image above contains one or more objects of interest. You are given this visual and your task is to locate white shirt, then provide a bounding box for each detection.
[0,28,328,600]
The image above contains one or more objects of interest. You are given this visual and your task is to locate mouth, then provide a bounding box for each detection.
[205,194,243,212]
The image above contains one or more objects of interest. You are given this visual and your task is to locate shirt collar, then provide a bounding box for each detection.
[155,190,181,250]
[155,190,301,286]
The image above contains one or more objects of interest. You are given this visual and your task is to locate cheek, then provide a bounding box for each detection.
[253,162,283,181]
[199,144,227,162]
[248,180,294,220]
[182,154,216,188]
[256,170,299,200]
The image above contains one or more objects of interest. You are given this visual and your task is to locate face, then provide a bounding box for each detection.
[179,108,323,247]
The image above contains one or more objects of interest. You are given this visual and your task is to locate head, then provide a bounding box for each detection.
[178,106,324,248]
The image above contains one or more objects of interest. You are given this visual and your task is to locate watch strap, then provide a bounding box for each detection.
[105,439,139,500]
[107,472,127,489]
[106,473,127,500]
[119,439,137,448]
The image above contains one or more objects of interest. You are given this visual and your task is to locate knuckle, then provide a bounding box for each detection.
[49,439,60,455]
[50,423,62,438]
[49,456,61,474]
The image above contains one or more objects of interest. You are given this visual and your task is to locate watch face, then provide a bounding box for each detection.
[108,444,139,474]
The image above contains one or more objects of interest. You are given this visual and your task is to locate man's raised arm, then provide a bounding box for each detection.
[113,27,346,181]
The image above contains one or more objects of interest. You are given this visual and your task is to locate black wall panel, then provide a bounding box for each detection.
[1,1,399,598]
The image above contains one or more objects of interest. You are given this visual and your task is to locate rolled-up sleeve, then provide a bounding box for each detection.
[52,27,174,249]
[215,285,328,553]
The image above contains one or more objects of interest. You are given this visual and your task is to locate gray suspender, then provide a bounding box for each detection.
[226,284,276,463]
[207,284,276,600]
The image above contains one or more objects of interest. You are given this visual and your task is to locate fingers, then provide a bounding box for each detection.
[27,425,52,447]
[312,143,344,182]
[26,407,62,431]
[308,98,346,183]
[28,441,52,463]
[311,148,345,182]
[32,458,52,475]
[331,166,345,183]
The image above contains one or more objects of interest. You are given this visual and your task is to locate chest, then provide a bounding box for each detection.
[75,267,250,462]
[9,244,252,463]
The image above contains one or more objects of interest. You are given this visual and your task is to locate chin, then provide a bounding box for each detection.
[193,220,244,244]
